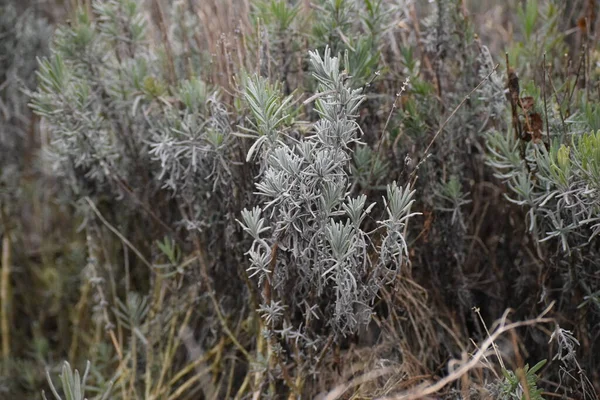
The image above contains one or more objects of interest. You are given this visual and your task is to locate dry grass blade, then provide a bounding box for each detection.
[375,304,555,400]
[322,367,395,400]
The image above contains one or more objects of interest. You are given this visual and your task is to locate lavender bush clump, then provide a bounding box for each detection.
[148,78,237,231]
[240,47,418,338]
[29,1,152,196]
[487,130,600,254]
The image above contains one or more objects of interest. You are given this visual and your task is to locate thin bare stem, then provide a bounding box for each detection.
[1,233,11,370]
[84,197,152,269]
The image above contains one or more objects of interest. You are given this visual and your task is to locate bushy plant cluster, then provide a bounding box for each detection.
[1,0,599,399]
[487,127,600,254]
[29,1,162,197]
[240,48,417,338]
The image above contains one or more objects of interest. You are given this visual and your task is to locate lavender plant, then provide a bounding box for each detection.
[240,47,418,339]
[482,4,600,392]
[148,78,237,232]
[311,0,386,86]
[43,361,113,400]
[28,1,153,198]
[486,116,600,254]
[27,2,247,398]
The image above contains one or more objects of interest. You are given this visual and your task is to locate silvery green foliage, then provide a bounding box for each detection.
[148,78,235,231]
[434,175,472,230]
[29,0,237,228]
[311,0,390,87]
[29,1,155,196]
[566,102,600,136]
[43,361,113,400]
[241,75,294,166]
[0,5,51,207]
[240,47,417,336]
[377,183,420,269]
[351,145,389,189]
[486,130,600,254]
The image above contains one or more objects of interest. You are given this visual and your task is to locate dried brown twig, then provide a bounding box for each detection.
[375,304,555,400]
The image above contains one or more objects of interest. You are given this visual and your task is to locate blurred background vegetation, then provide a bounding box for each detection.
[0,0,599,399]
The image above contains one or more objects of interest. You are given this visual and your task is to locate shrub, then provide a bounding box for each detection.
[1,0,599,399]
[240,48,417,338]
